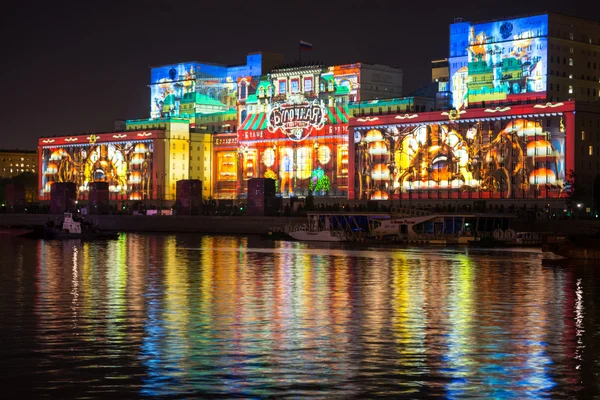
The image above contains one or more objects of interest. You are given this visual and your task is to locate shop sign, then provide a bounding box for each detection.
[215,138,238,145]
[267,94,327,141]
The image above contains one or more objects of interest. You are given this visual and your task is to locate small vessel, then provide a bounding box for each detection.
[288,225,349,242]
[287,213,352,242]
[42,213,120,240]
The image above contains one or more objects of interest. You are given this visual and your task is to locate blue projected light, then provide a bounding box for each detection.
[149,55,265,119]
[449,14,549,108]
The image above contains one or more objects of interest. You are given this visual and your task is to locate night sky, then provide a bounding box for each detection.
[1,0,595,150]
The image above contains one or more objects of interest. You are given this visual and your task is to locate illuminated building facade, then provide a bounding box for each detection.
[147,52,284,199]
[349,101,600,207]
[0,149,37,178]
[214,63,352,199]
[141,58,402,200]
[449,13,600,109]
[38,119,190,201]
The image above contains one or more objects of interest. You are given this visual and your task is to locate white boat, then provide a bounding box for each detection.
[288,226,349,242]
[287,213,352,242]
[369,211,517,244]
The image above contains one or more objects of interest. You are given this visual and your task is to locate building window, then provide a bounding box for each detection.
[304,77,313,92]
[278,80,286,94]
[570,47,574,53]
[569,85,573,94]
[290,78,299,93]
[569,74,573,79]
[238,81,248,100]
[590,145,594,156]
[582,131,586,140]
[569,58,574,66]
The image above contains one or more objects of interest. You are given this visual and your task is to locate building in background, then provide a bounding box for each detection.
[431,59,449,82]
[328,63,403,102]
[449,13,600,109]
[0,150,36,179]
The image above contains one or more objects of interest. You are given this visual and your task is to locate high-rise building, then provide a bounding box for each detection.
[448,13,600,109]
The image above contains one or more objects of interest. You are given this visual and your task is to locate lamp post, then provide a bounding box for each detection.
[408,176,413,207]
[237,144,249,200]
[387,161,396,210]
[313,140,319,171]
[157,172,166,213]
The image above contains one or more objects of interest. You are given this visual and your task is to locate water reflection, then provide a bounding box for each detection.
[0,234,599,397]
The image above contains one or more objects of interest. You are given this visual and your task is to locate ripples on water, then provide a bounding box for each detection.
[1,233,599,398]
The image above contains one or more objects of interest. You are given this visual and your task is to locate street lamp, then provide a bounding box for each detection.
[387,161,396,210]
[313,140,319,173]
[408,176,413,207]
[237,144,249,199]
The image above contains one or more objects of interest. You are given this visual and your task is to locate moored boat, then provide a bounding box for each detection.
[40,213,120,241]
[286,212,358,242]
[287,225,349,242]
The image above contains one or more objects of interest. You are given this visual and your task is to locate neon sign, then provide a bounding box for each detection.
[267,94,327,141]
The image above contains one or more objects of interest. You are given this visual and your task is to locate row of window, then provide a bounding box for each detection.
[549,69,600,82]
[1,163,34,168]
[551,30,598,46]
[548,83,599,97]
[581,131,600,141]
[1,157,33,162]
[550,44,600,59]
[550,56,574,66]
[1,168,32,174]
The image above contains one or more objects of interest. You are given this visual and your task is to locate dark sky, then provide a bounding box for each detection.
[0,0,595,150]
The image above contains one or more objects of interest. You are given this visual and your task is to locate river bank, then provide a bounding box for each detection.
[0,213,598,236]
[0,214,306,235]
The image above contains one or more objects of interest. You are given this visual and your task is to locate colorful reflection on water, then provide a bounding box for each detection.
[0,234,599,398]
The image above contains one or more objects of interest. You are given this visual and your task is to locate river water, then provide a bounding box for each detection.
[0,233,599,399]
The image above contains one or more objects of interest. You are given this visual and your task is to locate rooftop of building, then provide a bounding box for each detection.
[0,149,36,154]
[149,51,282,69]
[270,61,326,72]
[453,11,600,26]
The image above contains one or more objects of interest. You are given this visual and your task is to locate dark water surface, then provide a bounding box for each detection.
[1,233,599,399]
